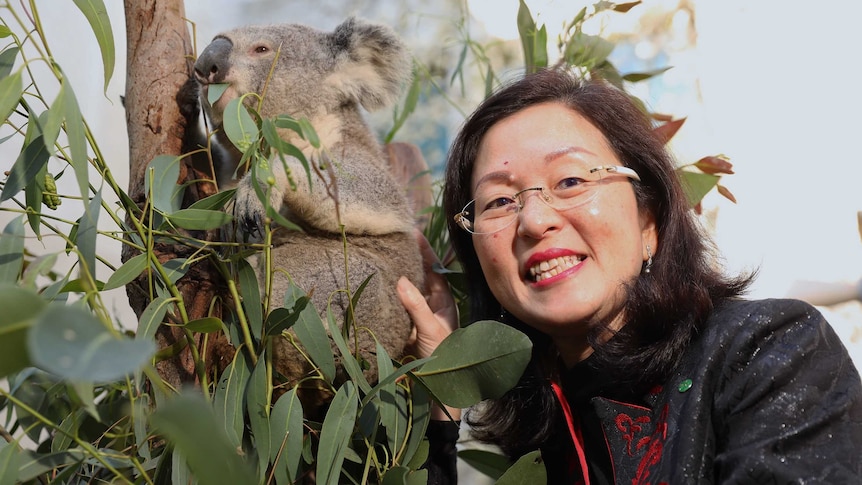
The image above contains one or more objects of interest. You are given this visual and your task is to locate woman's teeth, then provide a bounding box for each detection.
[529,255,584,282]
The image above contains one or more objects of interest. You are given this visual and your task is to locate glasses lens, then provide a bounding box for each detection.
[459,197,518,234]
[461,164,632,234]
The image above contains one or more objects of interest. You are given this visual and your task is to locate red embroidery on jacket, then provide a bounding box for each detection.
[632,404,669,485]
[615,413,652,456]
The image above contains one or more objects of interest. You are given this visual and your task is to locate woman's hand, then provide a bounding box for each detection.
[398,231,459,360]
[397,230,461,421]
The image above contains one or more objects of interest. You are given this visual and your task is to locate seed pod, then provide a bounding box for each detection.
[42,173,61,210]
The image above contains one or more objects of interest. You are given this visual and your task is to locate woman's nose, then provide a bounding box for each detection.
[516,191,562,238]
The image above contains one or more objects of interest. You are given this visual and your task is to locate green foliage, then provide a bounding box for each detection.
[0,2,738,484]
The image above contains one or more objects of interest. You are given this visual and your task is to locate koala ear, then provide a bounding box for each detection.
[327,17,412,111]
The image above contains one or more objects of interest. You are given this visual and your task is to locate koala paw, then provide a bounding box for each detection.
[176,77,201,125]
[232,175,284,242]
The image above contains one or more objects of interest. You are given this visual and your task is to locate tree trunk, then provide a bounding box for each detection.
[123,0,233,389]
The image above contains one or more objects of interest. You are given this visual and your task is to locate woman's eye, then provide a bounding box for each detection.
[483,197,517,211]
[556,176,586,190]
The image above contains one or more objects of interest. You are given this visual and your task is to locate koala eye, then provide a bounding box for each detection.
[253,45,270,54]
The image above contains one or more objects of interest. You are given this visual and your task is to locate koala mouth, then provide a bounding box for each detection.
[199,82,235,115]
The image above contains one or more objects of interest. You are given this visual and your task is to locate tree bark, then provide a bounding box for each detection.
[123,0,232,389]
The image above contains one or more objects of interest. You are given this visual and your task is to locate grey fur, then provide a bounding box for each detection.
[190,18,423,407]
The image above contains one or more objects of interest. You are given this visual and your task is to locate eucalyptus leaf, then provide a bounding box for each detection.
[325,306,371,394]
[381,466,409,485]
[21,253,58,290]
[678,170,720,208]
[0,216,25,284]
[297,117,320,148]
[150,393,257,485]
[76,189,102,280]
[184,317,224,334]
[144,155,183,214]
[458,449,510,481]
[16,450,86,483]
[517,0,538,72]
[246,354,272,477]
[70,381,99,421]
[187,188,236,211]
[23,161,46,236]
[51,409,86,453]
[376,341,404,453]
[161,258,190,285]
[406,469,429,485]
[316,382,357,485]
[42,80,67,152]
[0,441,19,485]
[213,349,252,449]
[0,285,46,377]
[404,439,430,472]
[135,295,171,342]
[622,66,672,83]
[564,32,615,68]
[236,259,262,342]
[102,253,148,291]
[413,320,532,408]
[400,381,432,468]
[262,118,291,153]
[0,69,22,124]
[385,66,421,143]
[61,76,89,203]
[170,449,192,485]
[286,282,336,382]
[264,299,308,337]
[533,24,548,70]
[269,388,303,484]
[496,450,546,484]
[27,304,155,382]
[0,135,50,203]
[0,47,18,79]
[207,83,229,106]
[166,208,233,230]
[223,97,259,152]
[72,0,114,92]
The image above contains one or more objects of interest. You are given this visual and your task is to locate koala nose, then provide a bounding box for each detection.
[194,37,232,84]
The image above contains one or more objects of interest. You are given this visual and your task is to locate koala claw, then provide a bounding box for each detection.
[238,211,264,242]
[233,176,284,242]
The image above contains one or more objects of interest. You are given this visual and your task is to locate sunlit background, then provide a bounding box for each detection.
[3,0,860,479]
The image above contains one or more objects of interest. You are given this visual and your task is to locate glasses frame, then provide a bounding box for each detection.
[454,165,641,235]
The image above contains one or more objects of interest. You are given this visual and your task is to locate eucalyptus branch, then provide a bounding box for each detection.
[0,388,136,485]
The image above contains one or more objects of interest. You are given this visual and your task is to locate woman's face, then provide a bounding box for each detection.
[470,102,657,362]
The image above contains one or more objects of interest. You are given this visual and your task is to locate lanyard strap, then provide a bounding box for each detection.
[551,380,591,485]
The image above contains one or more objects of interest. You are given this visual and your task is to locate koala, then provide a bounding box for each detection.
[183,18,426,408]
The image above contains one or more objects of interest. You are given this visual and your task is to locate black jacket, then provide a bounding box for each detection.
[431,299,862,483]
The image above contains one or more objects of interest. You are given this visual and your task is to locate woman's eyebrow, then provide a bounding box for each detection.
[472,171,514,192]
[544,145,595,163]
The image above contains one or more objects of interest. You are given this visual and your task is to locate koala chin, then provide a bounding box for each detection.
[181,17,425,410]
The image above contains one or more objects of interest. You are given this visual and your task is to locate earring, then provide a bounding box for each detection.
[644,244,653,274]
[499,307,507,321]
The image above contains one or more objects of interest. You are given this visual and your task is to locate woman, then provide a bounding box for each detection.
[398,68,862,483]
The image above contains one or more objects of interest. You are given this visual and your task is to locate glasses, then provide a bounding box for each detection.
[454,165,640,234]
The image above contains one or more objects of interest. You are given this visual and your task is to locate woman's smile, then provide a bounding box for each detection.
[525,250,585,284]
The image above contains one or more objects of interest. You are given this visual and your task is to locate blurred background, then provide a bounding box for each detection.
[41,0,861,360]
[4,0,860,480]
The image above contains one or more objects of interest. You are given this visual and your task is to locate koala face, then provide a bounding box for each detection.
[194,19,411,128]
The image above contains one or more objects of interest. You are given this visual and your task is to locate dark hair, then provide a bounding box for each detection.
[443,68,753,458]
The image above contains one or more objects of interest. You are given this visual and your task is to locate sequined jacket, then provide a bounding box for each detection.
[427,298,862,484]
